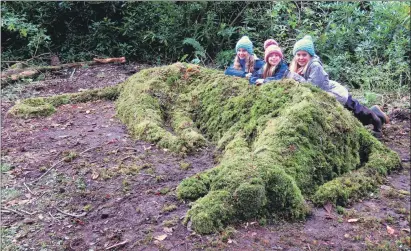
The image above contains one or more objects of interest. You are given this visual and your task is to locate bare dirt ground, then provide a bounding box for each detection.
[1,63,410,251]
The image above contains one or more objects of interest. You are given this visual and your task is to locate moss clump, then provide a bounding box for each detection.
[312,128,400,205]
[8,85,120,118]
[9,98,56,118]
[115,63,400,234]
[116,65,207,153]
[186,190,234,234]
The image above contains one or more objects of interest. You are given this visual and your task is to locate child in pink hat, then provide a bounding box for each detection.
[250,39,288,85]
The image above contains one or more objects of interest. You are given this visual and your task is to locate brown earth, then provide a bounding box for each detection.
[1,63,410,251]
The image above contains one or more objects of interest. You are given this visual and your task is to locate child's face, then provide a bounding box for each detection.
[268,54,281,66]
[296,51,311,67]
[237,48,249,59]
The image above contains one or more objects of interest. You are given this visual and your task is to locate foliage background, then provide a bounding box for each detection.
[1,1,410,92]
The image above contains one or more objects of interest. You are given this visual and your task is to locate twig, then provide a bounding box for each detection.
[114,147,140,154]
[105,240,129,250]
[1,61,23,63]
[119,147,140,151]
[138,173,156,178]
[55,207,87,218]
[31,146,102,184]
[1,207,24,216]
[294,2,301,24]
[32,36,41,59]
[307,244,312,251]
[70,68,76,79]
[37,191,49,200]
[30,159,65,184]
[79,146,102,155]
[229,2,250,27]
[1,207,36,216]
[2,54,52,65]
[18,208,37,215]
[28,53,52,61]
[48,211,59,222]
[119,156,134,164]
[23,181,36,196]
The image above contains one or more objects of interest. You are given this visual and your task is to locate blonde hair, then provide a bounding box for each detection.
[289,56,309,75]
[233,54,256,73]
[262,64,277,79]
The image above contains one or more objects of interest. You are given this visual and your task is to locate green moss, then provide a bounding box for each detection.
[186,190,234,234]
[115,63,400,233]
[179,161,191,170]
[9,85,120,118]
[162,204,178,212]
[233,181,266,219]
[312,128,400,206]
[177,177,208,200]
[9,98,56,118]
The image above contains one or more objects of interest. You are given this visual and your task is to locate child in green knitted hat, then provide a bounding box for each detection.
[288,35,389,138]
[250,39,288,85]
[225,36,265,79]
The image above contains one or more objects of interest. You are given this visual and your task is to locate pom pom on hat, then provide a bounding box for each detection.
[293,35,316,56]
[264,39,279,50]
[235,36,254,55]
[264,44,283,62]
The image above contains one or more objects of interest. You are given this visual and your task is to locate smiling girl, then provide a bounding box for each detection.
[249,39,288,85]
[224,36,265,79]
[289,35,389,138]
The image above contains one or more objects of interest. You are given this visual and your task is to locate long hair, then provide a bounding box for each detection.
[233,54,256,73]
[262,64,277,79]
[289,56,309,76]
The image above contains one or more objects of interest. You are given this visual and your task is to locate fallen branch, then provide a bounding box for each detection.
[1,57,126,84]
[1,207,37,216]
[106,240,129,250]
[1,207,24,216]
[55,207,87,218]
[93,57,126,64]
[1,53,51,65]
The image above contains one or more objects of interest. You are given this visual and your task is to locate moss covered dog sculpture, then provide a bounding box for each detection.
[116,63,400,234]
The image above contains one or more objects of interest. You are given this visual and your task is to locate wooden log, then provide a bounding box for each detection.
[93,57,126,64]
[1,57,126,85]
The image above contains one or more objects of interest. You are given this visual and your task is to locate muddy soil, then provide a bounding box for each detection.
[1,63,410,251]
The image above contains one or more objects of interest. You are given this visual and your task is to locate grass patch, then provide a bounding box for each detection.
[179,161,191,170]
[0,163,13,173]
[162,216,179,227]
[1,188,21,202]
[161,204,178,213]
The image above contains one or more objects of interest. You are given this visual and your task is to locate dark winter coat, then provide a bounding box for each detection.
[224,57,265,77]
[249,60,288,85]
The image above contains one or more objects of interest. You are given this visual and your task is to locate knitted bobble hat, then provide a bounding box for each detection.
[293,35,316,56]
[264,44,283,62]
[264,39,279,50]
[235,36,254,55]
